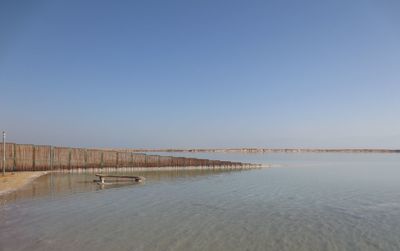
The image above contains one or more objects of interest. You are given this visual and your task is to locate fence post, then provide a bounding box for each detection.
[13,143,16,172]
[48,146,51,170]
[116,152,119,168]
[50,146,53,170]
[84,149,87,169]
[100,152,104,169]
[68,148,72,170]
[2,131,5,175]
[32,145,36,171]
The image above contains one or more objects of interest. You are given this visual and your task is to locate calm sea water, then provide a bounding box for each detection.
[1,153,400,251]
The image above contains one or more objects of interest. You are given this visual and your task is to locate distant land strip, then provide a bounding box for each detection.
[122,148,400,154]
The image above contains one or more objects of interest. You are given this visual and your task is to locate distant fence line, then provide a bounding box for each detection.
[0,143,251,172]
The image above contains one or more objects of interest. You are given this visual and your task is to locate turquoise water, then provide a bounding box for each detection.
[1,153,400,251]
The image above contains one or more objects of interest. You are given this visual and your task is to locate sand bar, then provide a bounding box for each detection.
[0,172,48,196]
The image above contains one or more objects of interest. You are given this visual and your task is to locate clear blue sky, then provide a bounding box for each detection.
[1,0,399,148]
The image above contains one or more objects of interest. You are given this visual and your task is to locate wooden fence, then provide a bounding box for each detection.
[0,143,252,172]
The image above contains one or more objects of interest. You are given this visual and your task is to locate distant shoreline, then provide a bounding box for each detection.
[125,148,400,154]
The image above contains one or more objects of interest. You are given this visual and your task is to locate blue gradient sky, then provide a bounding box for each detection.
[1,0,400,148]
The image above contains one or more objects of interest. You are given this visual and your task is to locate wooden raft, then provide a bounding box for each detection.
[95,173,145,183]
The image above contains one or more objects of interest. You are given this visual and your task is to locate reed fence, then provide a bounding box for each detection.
[0,143,252,172]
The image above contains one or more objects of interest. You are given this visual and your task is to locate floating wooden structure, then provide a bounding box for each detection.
[95,173,144,183]
[0,143,260,172]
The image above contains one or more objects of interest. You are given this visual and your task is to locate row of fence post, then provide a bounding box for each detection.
[0,142,249,172]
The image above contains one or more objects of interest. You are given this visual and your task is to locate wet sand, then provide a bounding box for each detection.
[0,172,48,196]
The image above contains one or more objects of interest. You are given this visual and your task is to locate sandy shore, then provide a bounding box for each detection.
[0,172,48,196]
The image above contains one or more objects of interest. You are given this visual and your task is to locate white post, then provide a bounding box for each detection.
[2,131,5,176]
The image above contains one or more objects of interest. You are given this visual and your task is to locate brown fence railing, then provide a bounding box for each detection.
[0,143,255,172]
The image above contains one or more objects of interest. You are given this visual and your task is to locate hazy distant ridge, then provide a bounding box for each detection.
[125,148,400,153]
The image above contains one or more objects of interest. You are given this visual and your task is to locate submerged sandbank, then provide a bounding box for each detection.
[0,172,48,196]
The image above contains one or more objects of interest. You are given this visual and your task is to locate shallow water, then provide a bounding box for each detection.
[1,153,400,251]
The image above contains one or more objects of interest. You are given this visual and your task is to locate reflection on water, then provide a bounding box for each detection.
[1,153,400,251]
[1,168,249,204]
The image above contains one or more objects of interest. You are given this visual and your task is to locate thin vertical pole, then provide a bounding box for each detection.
[116,152,119,168]
[2,131,5,176]
[68,148,72,170]
[32,145,36,171]
[50,146,53,171]
[13,143,16,172]
[84,149,87,169]
[100,152,104,169]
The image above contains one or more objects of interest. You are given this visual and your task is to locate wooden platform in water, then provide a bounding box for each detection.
[95,173,145,183]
